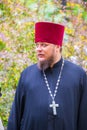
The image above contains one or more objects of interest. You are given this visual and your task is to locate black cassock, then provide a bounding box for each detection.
[7,58,87,130]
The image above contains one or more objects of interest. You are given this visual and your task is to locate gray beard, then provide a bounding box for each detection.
[37,56,55,70]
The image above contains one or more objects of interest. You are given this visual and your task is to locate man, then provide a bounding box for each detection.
[7,22,87,130]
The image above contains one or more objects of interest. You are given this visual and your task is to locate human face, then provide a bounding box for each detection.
[36,42,57,62]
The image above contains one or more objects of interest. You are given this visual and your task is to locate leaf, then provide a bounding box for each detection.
[82,11,87,21]
[0,40,6,51]
[72,5,80,15]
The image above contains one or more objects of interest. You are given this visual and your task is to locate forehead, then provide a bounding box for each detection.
[36,42,57,47]
[36,42,59,49]
[36,42,50,44]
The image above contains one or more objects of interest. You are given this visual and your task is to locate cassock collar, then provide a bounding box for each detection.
[44,57,63,72]
[51,57,63,69]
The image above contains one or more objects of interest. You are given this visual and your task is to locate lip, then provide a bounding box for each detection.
[37,54,44,58]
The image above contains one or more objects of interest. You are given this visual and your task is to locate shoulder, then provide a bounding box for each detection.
[24,63,37,71]
[21,63,38,75]
[64,59,86,75]
[64,59,87,86]
[17,64,38,88]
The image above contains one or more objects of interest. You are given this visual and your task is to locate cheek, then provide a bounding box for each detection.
[49,47,55,54]
[46,50,54,58]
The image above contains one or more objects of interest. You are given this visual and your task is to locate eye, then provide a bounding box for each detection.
[35,43,49,48]
[42,43,49,47]
[36,44,39,48]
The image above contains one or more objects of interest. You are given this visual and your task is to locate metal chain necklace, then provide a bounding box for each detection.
[43,58,64,115]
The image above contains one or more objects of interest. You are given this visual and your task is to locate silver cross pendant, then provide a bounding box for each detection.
[50,100,59,115]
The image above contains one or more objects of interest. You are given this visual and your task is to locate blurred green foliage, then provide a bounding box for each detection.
[0,40,6,51]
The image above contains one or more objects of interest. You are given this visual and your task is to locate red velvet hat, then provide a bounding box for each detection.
[35,22,65,46]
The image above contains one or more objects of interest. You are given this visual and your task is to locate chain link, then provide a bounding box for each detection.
[43,58,64,101]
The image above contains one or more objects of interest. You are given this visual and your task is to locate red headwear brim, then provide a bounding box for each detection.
[35,22,65,46]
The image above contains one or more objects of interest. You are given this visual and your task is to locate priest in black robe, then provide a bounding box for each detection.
[7,22,87,130]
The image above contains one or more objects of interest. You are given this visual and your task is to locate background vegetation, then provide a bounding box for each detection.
[0,0,87,127]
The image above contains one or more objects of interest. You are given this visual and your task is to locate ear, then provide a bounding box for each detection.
[56,45,61,48]
[56,45,62,53]
[55,45,60,50]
